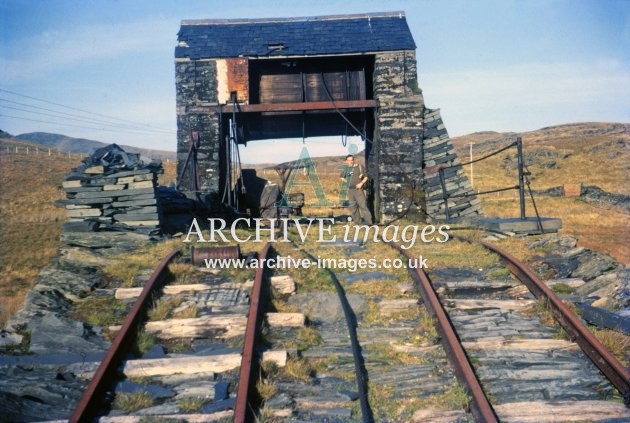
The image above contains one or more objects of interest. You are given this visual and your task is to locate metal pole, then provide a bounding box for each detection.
[516,137,526,220]
[191,144,198,192]
[439,168,451,222]
[470,142,474,188]
[227,118,234,207]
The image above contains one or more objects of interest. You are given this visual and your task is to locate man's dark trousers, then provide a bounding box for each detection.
[348,188,372,225]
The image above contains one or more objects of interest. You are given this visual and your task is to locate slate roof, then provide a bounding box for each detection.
[176,11,416,59]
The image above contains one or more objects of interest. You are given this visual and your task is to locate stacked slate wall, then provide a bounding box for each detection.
[422,108,481,220]
[175,58,222,210]
[61,149,163,234]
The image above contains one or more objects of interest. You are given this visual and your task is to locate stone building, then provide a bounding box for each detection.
[175,11,479,222]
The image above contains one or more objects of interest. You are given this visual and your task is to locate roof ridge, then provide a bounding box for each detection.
[181,11,406,26]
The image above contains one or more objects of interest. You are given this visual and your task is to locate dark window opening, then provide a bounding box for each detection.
[249,55,375,105]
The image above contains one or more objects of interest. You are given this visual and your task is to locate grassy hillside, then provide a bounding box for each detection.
[451,122,629,264]
[15,131,177,162]
[452,122,629,193]
[0,136,177,326]
[0,137,81,325]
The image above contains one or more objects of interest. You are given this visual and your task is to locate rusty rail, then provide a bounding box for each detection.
[385,240,499,423]
[234,242,272,423]
[69,249,181,423]
[457,235,630,405]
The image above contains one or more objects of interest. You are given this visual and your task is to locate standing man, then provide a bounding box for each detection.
[340,154,373,225]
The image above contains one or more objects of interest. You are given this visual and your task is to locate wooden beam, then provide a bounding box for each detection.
[109,315,248,339]
[187,99,377,114]
[121,350,287,377]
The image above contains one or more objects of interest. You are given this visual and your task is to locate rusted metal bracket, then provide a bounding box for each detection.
[176,130,201,191]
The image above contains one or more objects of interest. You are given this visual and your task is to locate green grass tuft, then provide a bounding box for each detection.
[112,391,154,412]
[177,396,207,412]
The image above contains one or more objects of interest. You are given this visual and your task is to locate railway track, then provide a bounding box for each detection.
[259,227,629,421]
[63,225,629,422]
[388,232,630,422]
[260,237,468,421]
[68,242,290,422]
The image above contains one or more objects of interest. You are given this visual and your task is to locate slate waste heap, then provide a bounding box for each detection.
[57,144,163,235]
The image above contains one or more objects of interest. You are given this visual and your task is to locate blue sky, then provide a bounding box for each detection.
[1,0,628,163]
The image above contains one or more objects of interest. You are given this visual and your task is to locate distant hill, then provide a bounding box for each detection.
[451,122,629,154]
[449,121,629,196]
[242,162,281,170]
[14,131,176,162]
[244,150,367,175]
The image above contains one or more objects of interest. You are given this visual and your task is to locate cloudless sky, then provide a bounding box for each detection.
[1,0,628,163]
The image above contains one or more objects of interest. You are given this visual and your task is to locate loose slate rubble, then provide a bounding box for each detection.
[59,144,163,235]
[530,184,630,212]
[0,145,172,419]
[579,185,630,212]
[522,234,630,333]
[528,234,622,281]
[421,108,482,221]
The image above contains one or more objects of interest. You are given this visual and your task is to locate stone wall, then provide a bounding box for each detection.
[372,50,425,222]
[371,51,480,222]
[176,51,480,221]
[175,58,222,209]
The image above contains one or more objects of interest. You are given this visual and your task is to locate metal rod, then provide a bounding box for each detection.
[524,166,545,234]
[439,168,450,222]
[447,185,519,199]
[176,133,195,191]
[443,141,517,169]
[227,118,233,207]
[191,137,198,192]
[297,245,374,422]
[516,136,526,220]
[470,142,474,188]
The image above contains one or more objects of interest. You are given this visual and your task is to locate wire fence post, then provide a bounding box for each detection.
[470,142,474,188]
[516,136,526,220]
[439,168,451,222]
